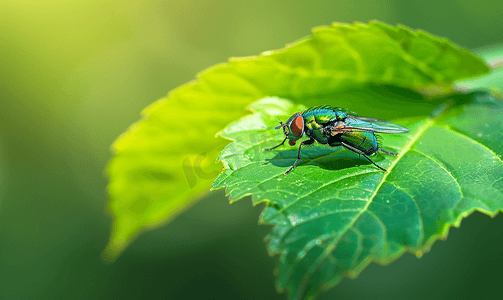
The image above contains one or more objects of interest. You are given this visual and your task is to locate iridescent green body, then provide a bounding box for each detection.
[332,131,379,156]
[264,105,409,174]
[302,106,354,144]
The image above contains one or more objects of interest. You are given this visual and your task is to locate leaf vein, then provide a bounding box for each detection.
[262,170,378,223]
[439,125,503,164]
[387,181,425,246]
[410,148,464,200]
[309,117,436,276]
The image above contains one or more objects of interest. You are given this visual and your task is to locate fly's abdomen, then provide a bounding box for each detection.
[341,131,378,155]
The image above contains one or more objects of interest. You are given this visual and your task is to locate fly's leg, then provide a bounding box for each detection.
[341,142,388,173]
[378,148,398,156]
[263,137,287,152]
[284,139,315,175]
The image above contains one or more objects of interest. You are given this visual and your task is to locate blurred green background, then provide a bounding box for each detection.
[1,1,502,299]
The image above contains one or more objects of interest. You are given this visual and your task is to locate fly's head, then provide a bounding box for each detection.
[276,113,304,146]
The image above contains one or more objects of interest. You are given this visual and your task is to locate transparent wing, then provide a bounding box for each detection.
[343,115,409,133]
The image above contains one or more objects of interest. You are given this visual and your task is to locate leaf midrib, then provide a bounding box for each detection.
[301,117,436,287]
[337,118,435,238]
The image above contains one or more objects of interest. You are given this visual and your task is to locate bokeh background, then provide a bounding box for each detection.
[1,1,502,299]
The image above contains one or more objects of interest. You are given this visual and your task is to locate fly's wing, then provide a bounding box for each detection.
[343,115,409,133]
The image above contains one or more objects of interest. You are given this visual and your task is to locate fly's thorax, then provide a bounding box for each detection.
[341,131,378,155]
[310,129,330,144]
[335,111,347,120]
[303,120,332,144]
[302,107,348,125]
[304,118,323,131]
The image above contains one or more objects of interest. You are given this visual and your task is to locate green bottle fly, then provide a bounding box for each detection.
[264,105,409,174]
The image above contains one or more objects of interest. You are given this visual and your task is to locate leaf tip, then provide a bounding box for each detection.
[101,213,144,262]
[101,243,123,263]
[101,232,132,263]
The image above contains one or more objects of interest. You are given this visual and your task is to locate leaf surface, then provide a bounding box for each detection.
[455,44,503,94]
[212,93,503,300]
[104,21,490,259]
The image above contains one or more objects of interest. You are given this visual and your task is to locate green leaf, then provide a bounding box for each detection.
[212,93,503,300]
[0,139,4,211]
[455,44,503,94]
[104,21,490,260]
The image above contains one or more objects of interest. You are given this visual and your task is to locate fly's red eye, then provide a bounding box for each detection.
[290,115,304,137]
[289,140,296,146]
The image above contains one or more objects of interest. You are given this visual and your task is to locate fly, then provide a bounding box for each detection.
[263,105,409,174]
